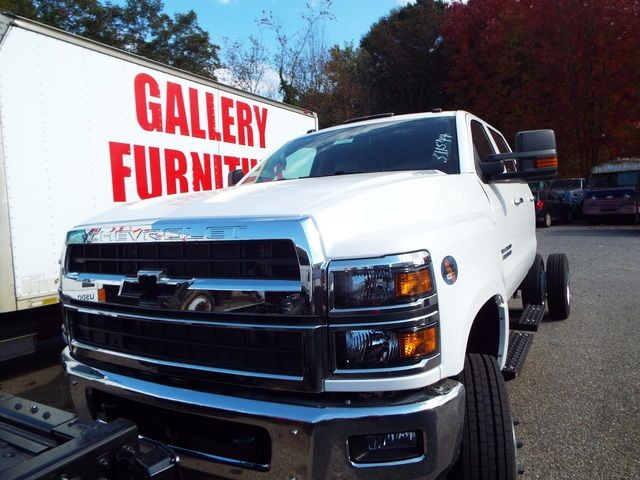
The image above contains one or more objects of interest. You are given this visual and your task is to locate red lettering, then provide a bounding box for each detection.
[223,155,240,174]
[236,101,254,146]
[191,152,212,191]
[134,145,162,199]
[221,97,236,144]
[206,93,221,141]
[165,149,188,195]
[253,106,268,148]
[134,74,162,132]
[165,82,190,136]
[213,154,223,189]
[109,141,132,202]
[189,88,206,139]
[250,159,258,168]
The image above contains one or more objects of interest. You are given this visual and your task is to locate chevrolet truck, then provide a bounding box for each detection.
[0,13,316,360]
[59,111,571,480]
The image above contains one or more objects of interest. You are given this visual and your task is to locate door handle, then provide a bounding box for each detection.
[513,197,524,205]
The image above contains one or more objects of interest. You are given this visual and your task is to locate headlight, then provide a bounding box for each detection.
[335,325,438,369]
[330,251,434,311]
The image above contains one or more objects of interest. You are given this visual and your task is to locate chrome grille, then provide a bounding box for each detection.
[67,308,305,377]
[66,240,300,280]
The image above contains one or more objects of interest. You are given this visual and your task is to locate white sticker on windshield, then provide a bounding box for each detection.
[433,133,453,163]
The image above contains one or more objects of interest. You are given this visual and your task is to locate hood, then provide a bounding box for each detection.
[77,171,490,259]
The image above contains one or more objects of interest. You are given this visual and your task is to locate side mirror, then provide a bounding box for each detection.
[228,168,245,186]
[482,129,558,181]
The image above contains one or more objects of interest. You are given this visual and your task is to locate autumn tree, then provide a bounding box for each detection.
[443,0,640,175]
[1,0,220,79]
[299,43,371,127]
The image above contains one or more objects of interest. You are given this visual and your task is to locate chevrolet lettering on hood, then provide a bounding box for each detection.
[67,224,249,243]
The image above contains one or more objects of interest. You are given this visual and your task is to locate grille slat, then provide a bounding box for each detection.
[67,240,300,280]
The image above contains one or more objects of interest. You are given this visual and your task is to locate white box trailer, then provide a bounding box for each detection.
[0,13,317,358]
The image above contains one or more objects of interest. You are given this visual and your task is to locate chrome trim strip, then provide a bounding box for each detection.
[334,354,439,375]
[139,437,269,472]
[329,311,438,329]
[350,454,426,469]
[330,298,437,317]
[71,340,305,382]
[329,251,431,271]
[66,304,323,330]
[64,273,302,293]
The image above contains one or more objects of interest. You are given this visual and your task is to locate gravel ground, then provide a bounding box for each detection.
[2,224,639,479]
[507,224,640,479]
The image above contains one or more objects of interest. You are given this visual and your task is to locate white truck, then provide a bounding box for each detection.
[60,111,570,479]
[0,13,317,360]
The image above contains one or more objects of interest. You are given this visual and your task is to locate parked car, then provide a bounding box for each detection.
[549,177,586,216]
[529,180,573,227]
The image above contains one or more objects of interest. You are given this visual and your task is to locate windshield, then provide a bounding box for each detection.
[590,171,640,189]
[550,179,582,190]
[241,117,459,184]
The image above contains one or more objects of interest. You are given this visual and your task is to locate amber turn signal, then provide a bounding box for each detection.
[399,326,438,358]
[534,157,558,169]
[395,269,432,297]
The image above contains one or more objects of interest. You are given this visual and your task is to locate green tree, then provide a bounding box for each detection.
[360,0,450,114]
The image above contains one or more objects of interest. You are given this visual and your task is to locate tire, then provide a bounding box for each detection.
[546,253,570,320]
[521,253,545,308]
[449,354,517,480]
[542,211,552,228]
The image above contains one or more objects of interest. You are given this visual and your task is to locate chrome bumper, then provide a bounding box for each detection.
[62,347,464,480]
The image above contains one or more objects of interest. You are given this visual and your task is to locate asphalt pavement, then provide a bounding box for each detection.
[1,224,639,479]
[507,224,640,479]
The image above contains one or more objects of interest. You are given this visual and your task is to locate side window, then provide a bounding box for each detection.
[489,128,511,153]
[471,120,496,163]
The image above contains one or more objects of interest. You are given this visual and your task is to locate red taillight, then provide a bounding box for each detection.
[535,200,544,210]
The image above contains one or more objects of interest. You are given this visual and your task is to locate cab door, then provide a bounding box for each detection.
[469,118,535,295]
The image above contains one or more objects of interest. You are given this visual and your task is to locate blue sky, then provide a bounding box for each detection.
[161,0,415,51]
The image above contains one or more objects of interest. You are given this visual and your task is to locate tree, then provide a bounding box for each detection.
[1,0,220,79]
[443,0,640,175]
[300,43,370,127]
[219,35,276,98]
[258,0,334,105]
[360,0,450,114]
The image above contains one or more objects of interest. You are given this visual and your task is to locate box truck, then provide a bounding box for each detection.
[0,13,317,359]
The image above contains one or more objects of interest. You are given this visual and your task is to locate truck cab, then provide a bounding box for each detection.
[60,111,563,480]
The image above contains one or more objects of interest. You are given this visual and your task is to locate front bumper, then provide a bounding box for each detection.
[62,347,464,480]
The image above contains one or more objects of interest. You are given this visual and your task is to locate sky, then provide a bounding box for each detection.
[161,0,416,53]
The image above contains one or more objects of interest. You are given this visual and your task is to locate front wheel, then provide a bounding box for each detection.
[448,354,517,480]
